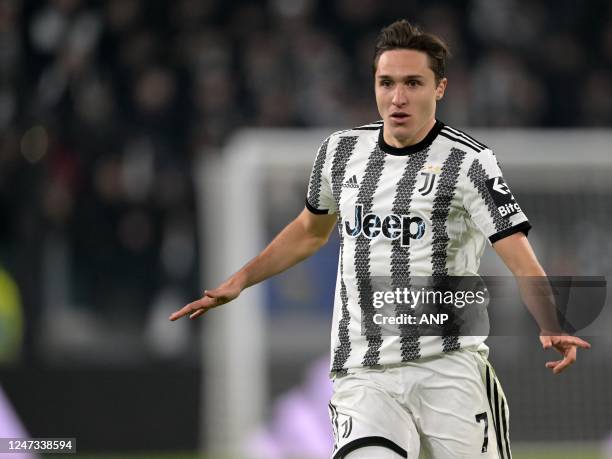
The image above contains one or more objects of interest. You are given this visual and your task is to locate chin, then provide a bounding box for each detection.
[389,126,415,141]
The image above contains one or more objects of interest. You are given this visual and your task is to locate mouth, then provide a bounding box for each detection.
[390,112,410,122]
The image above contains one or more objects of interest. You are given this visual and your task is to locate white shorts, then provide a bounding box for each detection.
[329,349,512,459]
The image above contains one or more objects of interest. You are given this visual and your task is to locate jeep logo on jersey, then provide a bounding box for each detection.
[485,176,522,218]
[344,204,425,245]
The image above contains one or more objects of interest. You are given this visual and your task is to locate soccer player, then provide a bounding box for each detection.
[170,20,590,459]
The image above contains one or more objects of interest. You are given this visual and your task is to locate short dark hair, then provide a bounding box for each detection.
[373,19,450,84]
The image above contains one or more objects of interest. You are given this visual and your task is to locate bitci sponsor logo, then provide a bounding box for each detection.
[485,176,522,218]
[498,202,522,217]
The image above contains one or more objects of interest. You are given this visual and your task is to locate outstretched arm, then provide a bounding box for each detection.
[169,208,337,321]
[493,232,591,374]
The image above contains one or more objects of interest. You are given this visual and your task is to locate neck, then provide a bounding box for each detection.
[384,117,436,148]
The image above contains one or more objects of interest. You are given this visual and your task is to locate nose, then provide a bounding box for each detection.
[392,85,408,107]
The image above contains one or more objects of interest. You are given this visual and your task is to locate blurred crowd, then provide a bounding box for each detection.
[0,0,611,361]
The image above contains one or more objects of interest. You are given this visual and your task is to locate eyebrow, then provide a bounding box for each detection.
[377,74,425,80]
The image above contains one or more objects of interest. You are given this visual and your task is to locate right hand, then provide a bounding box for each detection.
[168,279,242,321]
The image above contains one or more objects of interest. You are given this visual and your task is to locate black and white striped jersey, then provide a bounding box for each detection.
[305,120,531,372]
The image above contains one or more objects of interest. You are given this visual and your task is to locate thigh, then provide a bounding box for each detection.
[414,350,511,459]
[330,368,420,459]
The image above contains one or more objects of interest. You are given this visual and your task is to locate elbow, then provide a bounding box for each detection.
[310,233,330,251]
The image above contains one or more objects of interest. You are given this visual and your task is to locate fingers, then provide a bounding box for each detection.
[541,335,591,350]
[546,346,577,375]
[540,335,552,349]
[168,284,240,321]
[190,309,206,320]
[204,289,220,298]
[541,335,590,374]
[168,295,219,321]
[550,335,592,350]
[566,336,591,349]
[168,308,189,321]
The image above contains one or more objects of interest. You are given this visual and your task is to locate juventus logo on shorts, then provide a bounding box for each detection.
[418,171,436,196]
[340,416,353,438]
[329,403,353,443]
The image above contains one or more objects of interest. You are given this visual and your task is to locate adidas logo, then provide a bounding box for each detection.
[343,175,359,189]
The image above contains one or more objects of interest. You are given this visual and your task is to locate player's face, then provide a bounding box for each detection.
[375,49,447,148]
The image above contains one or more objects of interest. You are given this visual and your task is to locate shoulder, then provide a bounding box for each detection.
[437,124,490,155]
[317,121,382,159]
[326,120,383,143]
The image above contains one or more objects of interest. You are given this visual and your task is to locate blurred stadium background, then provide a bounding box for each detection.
[0,0,610,458]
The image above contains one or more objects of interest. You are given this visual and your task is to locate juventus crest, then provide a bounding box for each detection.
[418,164,441,196]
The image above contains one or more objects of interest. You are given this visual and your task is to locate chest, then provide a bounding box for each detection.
[332,151,467,244]
[335,156,462,215]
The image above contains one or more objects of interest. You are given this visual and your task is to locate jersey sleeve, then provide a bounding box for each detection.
[462,149,531,244]
[305,136,337,215]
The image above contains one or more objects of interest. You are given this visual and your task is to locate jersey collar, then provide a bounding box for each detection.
[378,119,444,156]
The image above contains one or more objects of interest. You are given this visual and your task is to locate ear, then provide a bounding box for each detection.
[435,77,448,101]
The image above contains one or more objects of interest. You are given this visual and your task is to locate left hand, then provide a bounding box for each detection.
[539,334,591,375]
